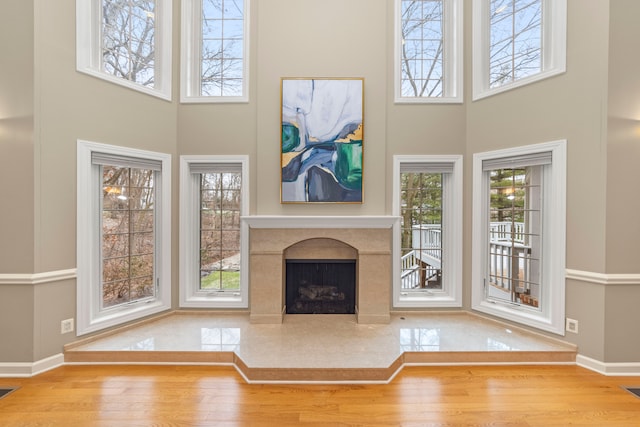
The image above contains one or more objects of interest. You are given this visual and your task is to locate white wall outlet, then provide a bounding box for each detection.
[566,318,579,334]
[61,318,74,334]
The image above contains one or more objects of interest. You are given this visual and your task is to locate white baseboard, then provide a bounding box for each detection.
[0,353,65,378]
[576,354,640,376]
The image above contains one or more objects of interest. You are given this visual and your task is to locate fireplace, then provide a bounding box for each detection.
[286,260,356,314]
[243,216,398,324]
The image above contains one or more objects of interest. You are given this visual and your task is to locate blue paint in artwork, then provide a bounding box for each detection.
[282,143,335,182]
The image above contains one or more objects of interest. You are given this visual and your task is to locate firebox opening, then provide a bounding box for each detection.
[285,259,356,314]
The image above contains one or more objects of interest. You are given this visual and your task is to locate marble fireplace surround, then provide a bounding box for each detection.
[242,216,399,324]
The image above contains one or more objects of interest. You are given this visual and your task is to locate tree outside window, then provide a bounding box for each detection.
[400,0,444,98]
[489,0,542,88]
[102,0,157,87]
[201,0,245,97]
[396,0,462,103]
[101,166,156,308]
[199,171,242,291]
[401,172,443,291]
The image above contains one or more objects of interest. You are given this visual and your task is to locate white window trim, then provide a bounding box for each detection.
[179,155,249,308]
[471,140,566,335]
[394,0,463,104]
[392,154,463,307]
[180,0,250,103]
[472,0,567,101]
[76,0,173,100]
[76,140,172,336]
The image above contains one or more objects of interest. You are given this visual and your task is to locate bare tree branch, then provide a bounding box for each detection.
[102,0,156,87]
[400,0,444,97]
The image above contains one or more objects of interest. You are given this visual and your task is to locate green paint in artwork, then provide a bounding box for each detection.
[282,124,299,153]
[335,141,362,190]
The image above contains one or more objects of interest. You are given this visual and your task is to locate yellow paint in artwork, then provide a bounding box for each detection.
[282,152,300,168]
[335,123,363,143]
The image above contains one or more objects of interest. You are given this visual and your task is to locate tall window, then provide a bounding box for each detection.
[181,0,249,102]
[395,0,463,103]
[472,141,566,335]
[393,155,462,307]
[472,0,566,100]
[486,166,542,307]
[100,163,157,309]
[180,156,249,307]
[77,141,172,335]
[76,0,172,100]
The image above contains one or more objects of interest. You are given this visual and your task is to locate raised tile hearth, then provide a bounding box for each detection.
[64,311,578,383]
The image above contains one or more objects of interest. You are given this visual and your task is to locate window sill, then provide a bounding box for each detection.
[180,294,247,309]
[77,68,172,101]
[473,300,563,336]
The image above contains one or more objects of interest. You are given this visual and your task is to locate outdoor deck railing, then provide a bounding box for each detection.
[401,222,531,290]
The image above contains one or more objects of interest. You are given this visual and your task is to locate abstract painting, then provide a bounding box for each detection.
[281,78,364,203]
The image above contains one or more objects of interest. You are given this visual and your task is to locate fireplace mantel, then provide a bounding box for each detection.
[243,216,399,324]
[242,215,399,229]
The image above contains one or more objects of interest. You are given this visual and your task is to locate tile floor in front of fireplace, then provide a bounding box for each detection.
[66,312,576,371]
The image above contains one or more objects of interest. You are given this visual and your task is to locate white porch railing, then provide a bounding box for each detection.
[488,241,531,291]
[489,221,526,245]
[400,251,421,289]
[401,222,532,291]
[411,224,442,270]
[487,222,531,291]
[400,250,440,290]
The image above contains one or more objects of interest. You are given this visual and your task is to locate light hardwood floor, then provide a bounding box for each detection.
[1,365,639,426]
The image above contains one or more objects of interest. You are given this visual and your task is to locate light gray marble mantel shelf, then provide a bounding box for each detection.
[241,215,400,229]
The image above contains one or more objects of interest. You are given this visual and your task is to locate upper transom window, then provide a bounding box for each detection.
[472,0,566,100]
[76,0,173,100]
[395,0,463,103]
[181,0,250,102]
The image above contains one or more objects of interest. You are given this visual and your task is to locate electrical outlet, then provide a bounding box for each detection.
[566,318,579,334]
[61,318,74,334]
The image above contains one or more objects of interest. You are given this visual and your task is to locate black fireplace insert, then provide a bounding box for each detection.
[285,259,356,314]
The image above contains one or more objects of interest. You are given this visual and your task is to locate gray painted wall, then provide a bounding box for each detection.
[0,0,35,274]
[1,0,639,365]
[603,0,640,363]
[0,0,36,363]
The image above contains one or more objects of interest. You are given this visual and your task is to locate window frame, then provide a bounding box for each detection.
[394,0,463,104]
[392,154,463,307]
[76,0,173,100]
[472,0,567,101]
[180,0,250,103]
[179,155,249,308]
[471,140,566,335]
[76,140,172,336]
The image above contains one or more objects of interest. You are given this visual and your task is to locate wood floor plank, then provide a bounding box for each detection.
[1,365,639,426]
